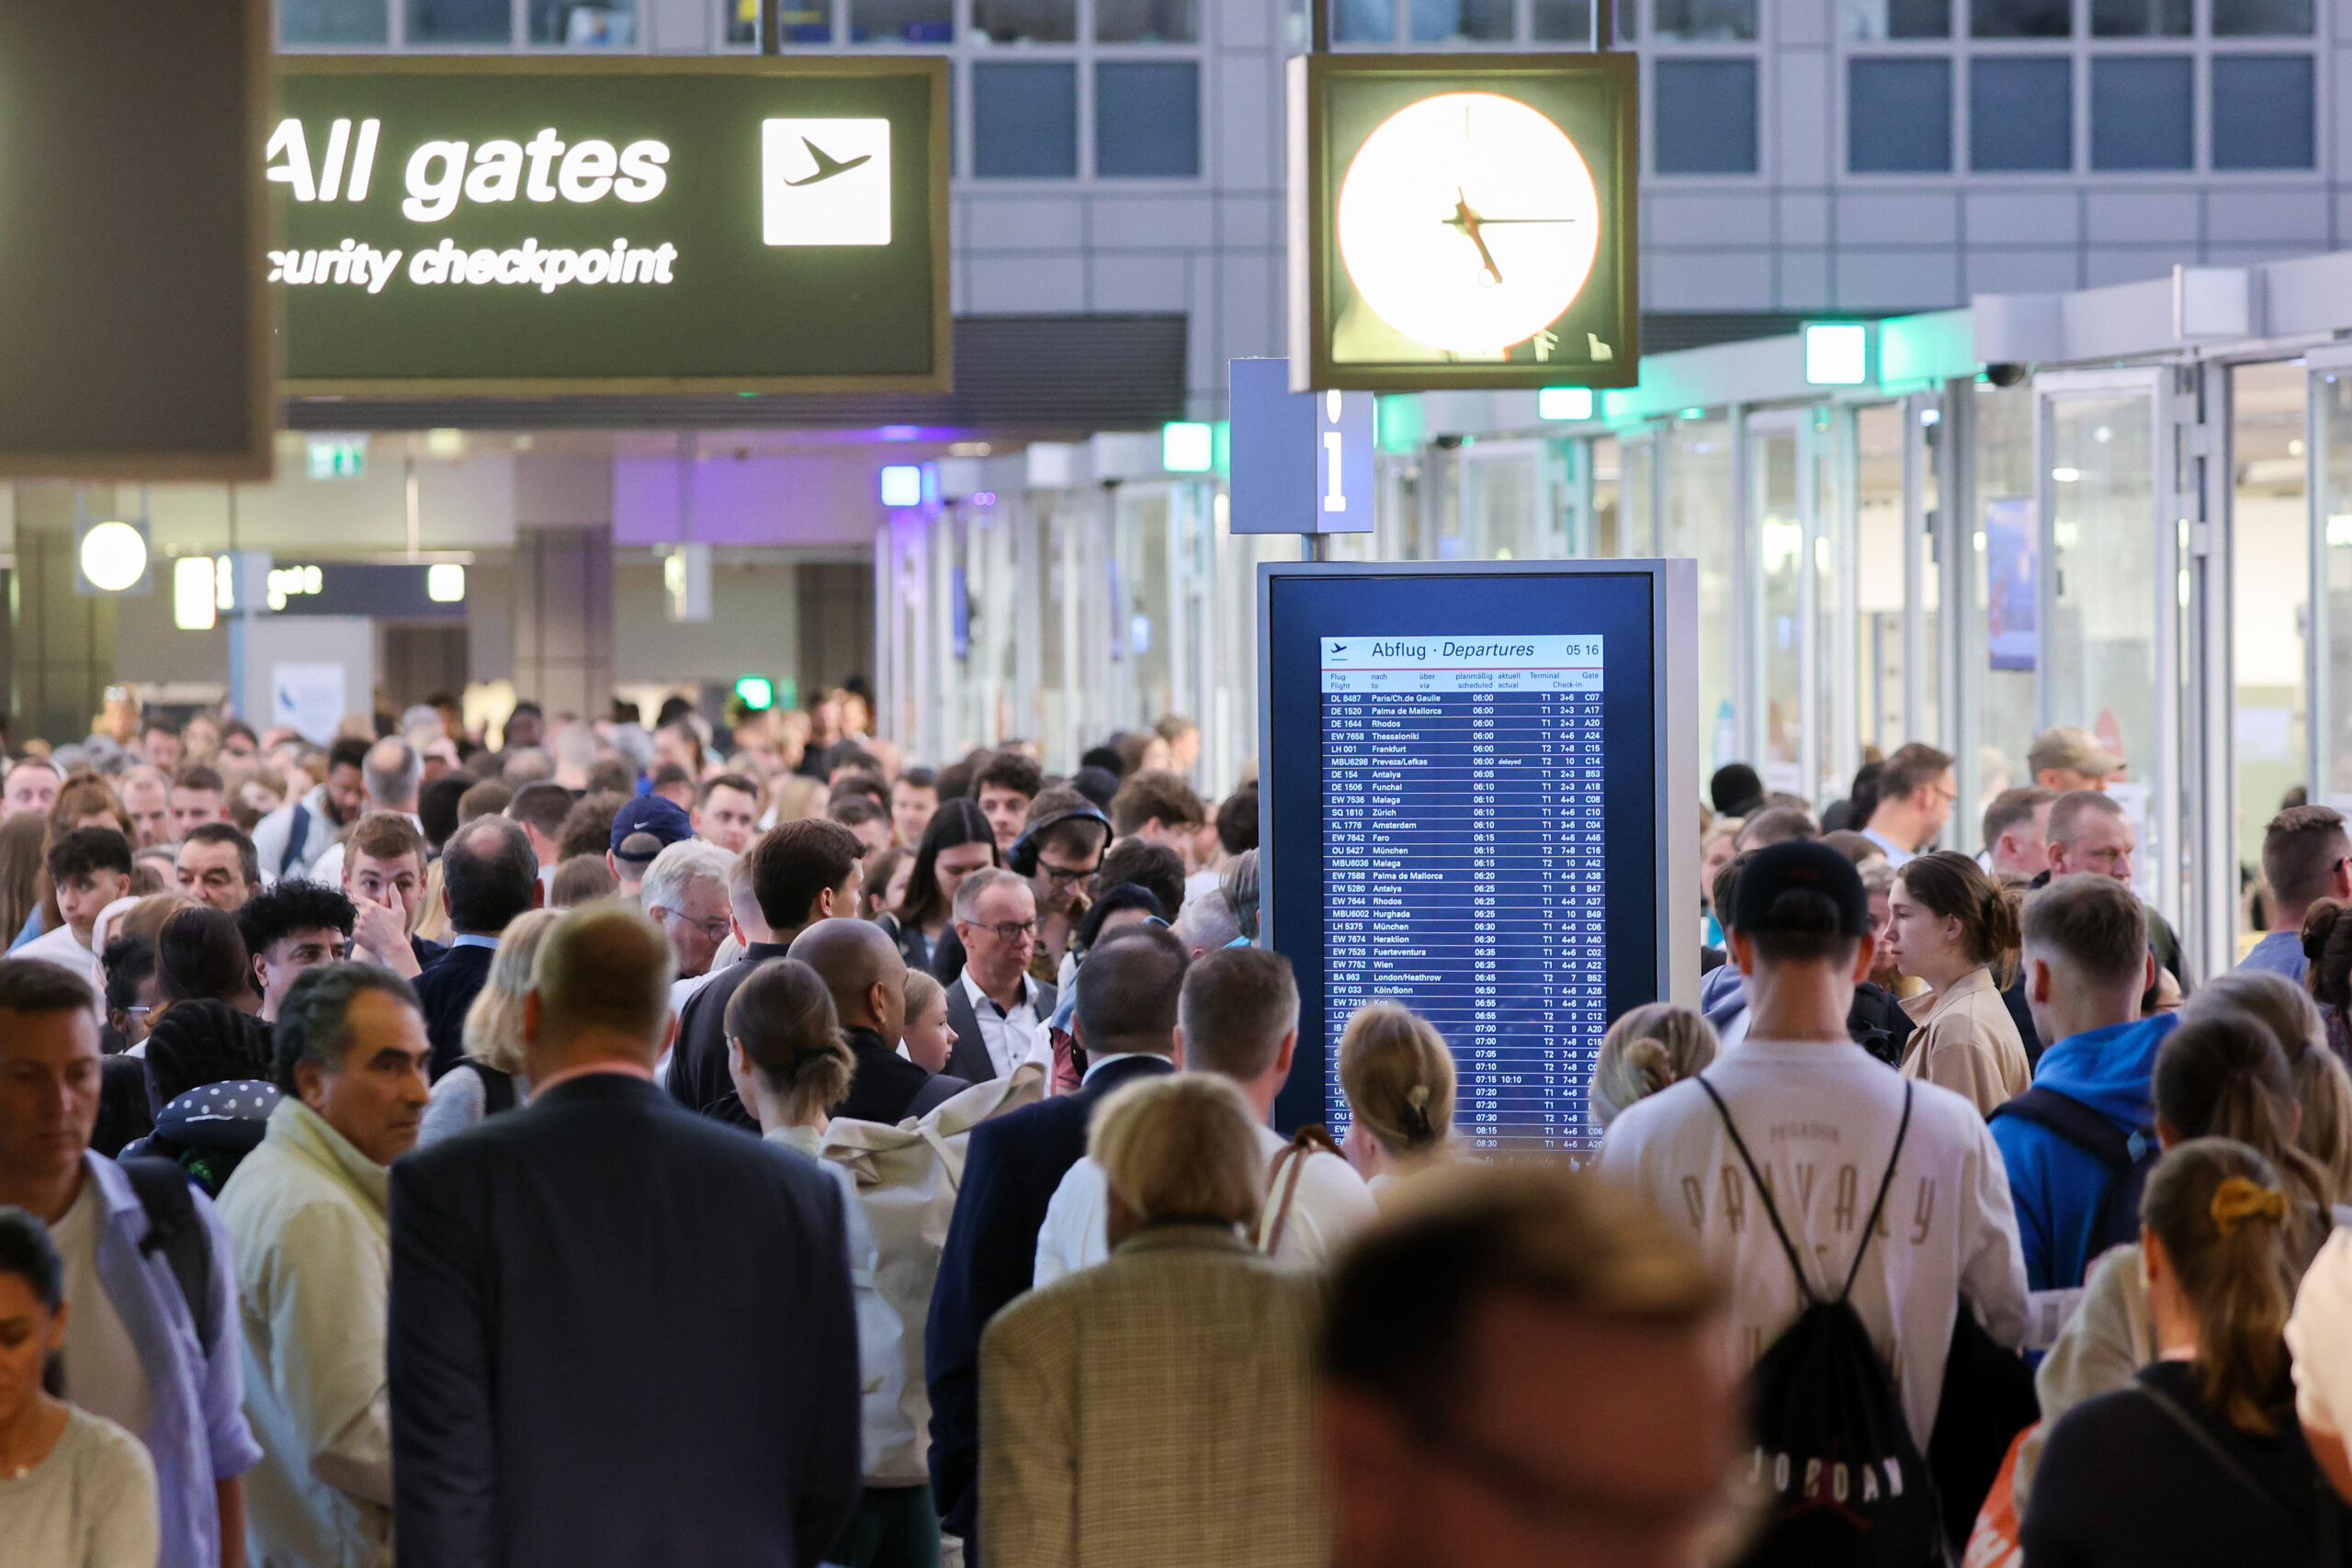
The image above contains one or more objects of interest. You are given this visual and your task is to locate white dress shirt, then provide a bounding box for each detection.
[960,967,1042,1079]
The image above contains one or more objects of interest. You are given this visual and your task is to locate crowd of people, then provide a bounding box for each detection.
[14,694,2352,1567]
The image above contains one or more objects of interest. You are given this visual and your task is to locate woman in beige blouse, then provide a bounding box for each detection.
[1883,850,2030,1114]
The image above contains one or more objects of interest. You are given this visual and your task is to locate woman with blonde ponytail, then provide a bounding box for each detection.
[1589,1003,1717,1129]
[2023,1138,2352,1565]
[2018,1007,2341,1510]
[1881,850,2030,1113]
[1336,1003,1457,1195]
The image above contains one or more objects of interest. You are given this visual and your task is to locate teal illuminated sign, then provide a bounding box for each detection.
[273,58,947,393]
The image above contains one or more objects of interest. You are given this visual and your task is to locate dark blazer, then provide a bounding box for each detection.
[410,934,447,972]
[836,1025,967,1125]
[390,1072,862,1568]
[669,942,794,1130]
[928,923,967,986]
[413,940,494,1080]
[939,973,1058,1087]
[925,1050,1173,1549]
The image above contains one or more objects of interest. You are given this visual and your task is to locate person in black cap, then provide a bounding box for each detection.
[605,793,695,901]
[1598,840,2028,1471]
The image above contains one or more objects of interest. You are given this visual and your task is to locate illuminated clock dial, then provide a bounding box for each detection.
[1334,91,1601,356]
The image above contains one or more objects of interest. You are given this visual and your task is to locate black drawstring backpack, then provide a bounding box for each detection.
[1699,1078,1944,1568]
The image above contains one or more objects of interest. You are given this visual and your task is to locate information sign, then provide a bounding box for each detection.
[273,58,948,393]
[1261,563,1697,1152]
[1287,52,1638,392]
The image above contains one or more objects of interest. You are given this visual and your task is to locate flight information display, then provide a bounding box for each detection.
[1323,637,1606,1152]
[1261,564,1695,1156]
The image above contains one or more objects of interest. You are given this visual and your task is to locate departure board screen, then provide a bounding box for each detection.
[1322,637,1605,1152]
[1261,564,1692,1156]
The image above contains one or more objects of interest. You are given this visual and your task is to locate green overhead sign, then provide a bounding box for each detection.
[272,58,948,393]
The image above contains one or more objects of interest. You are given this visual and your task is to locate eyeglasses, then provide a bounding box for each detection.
[1039,862,1099,889]
[964,917,1044,947]
[661,910,733,944]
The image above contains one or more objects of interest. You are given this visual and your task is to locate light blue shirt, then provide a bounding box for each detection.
[2237,928,2310,984]
[79,1153,263,1568]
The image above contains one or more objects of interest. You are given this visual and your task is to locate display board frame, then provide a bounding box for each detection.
[1285,51,1641,394]
[1257,558,1698,1142]
[274,55,951,397]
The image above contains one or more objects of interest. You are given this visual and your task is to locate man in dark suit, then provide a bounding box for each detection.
[925,923,1187,1557]
[390,902,861,1568]
[672,818,865,1128]
[412,816,542,1080]
[939,868,1057,1086]
[787,918,966,1123]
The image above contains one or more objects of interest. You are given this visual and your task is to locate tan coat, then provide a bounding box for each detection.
[1899,964,2031,1116]
[978,1224,1327,1568]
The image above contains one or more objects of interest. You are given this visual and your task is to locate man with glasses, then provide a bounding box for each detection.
[1860,742,1957,867]
[2239,804,2352,981]
[1020,788,1112,984]
[942,868,1057,1085]
[2041,789,2186,992]
[640,839,739,981]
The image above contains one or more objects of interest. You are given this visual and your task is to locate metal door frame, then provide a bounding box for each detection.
[2031,364,2190,930]
[1743,408,1824,802]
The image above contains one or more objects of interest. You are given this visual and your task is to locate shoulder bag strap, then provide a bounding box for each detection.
[1696,1077,1817,1305]
[278,802,311,879]
[2130,1380,2310,1543]
[1839,1081,1915,1303]
[1257,1124,1341,1256]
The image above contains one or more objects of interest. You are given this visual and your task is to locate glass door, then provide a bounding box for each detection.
[2308,350,2352,813]
[2035,367,2186,922]
[1746,410,1841,806]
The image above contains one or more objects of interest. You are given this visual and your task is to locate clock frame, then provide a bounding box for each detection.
[1287,51,1640,392]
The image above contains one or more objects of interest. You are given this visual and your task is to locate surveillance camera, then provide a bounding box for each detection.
[1433,434,1464,450]
[1985,363,2029,388]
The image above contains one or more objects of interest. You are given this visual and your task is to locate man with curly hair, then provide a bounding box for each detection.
[236,882,356,1023]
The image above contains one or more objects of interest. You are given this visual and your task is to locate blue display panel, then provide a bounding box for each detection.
[1263,565,1679,1155]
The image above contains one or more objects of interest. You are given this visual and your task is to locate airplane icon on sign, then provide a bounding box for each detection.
[785,138,872,186]
[1329,642,1349,655]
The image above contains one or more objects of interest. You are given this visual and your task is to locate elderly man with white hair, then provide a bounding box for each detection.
[642,838,739,983]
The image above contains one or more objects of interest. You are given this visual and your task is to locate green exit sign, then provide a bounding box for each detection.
[306,434,368,479]
[273,57,949,393]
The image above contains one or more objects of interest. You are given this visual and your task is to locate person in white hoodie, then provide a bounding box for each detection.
[1599,840,2028,1456]
[217,964,432,1568]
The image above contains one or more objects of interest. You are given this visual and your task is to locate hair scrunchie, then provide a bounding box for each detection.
[2210,1175,2289,1236]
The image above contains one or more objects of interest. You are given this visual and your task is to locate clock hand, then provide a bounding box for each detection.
[1451,189,1504,286]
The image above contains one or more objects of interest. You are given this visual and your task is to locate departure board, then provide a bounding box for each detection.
[1261,563,1697,1156]
[1322,637,1606,1151]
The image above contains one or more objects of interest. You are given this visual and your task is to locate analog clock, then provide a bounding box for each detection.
[1333,91,1601,359]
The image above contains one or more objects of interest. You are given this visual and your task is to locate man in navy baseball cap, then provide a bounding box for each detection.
[608,793,695,898]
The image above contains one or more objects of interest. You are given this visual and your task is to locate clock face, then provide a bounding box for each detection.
[1334,92,1601,358]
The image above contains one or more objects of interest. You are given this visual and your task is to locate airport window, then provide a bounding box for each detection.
[1652,59,1758,174]
[852,0,952,41]
[1334,0,1396,40]
[1412,0,1516,41]
[2213,0,2313,31]
[1096,0,1197,41]
[1654,0,1757,39]
[1096,62,1200,175]
[2091,0,2188,32]
[1532,0,1594,39]
[1848,57,1952,173]
[972,62,1078,176]
[2089,54,2191,168]
[1970,56,2071,169]
[2211,53,2314,167]
[972,0,1075,42]
[529,0,634,40]
[1847,0,1951,37]
[1972,0,2069,35]
[406,0,511,40]
[281,0,389,43]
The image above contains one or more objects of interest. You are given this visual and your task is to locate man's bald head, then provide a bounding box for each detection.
[786,916,909,1042]
[363,737,423,812]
